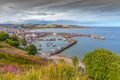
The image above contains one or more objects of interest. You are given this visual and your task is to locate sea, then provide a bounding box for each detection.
[33,27,120,59]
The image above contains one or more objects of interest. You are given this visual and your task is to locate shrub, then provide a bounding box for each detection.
[6,34,20,47]
[10,34,19,41]
[20,38,27,46]
[72,56,79,67]
[84,48,120,80]
[26,44,37,55]
[0,31,9,41]
[6,39,19,47]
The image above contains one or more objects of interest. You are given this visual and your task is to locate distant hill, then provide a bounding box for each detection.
[0,24,89,28]
[36,24,88,28]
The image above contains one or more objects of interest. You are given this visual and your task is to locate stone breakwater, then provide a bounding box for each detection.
[49,38,77,56]
[45,32,105,40]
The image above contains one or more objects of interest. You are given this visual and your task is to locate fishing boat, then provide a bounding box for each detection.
[38,48,42,50]
[57,47,61,49]
[53,44,56,47]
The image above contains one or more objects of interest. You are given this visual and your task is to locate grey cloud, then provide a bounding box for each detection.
[0,0,120,12]
[8,6,16,10]
[0,0,120,24]
[25,12,55,16]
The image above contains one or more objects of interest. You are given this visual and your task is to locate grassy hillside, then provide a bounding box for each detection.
[0,42,90,80]
[0,42,49,73]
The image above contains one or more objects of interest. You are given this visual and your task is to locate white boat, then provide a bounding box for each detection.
[53,44,56,47]
[57,47,61,49]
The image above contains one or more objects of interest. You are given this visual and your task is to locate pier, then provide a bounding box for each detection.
[45,32,105,40]
[49,38,77,56]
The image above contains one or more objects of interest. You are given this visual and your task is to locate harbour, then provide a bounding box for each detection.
[29,32,104,56]
[0,27,120,59]
[32,28,120,59]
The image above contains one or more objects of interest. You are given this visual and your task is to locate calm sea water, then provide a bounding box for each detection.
[34,27,120,59]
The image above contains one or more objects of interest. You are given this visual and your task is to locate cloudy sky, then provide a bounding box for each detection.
[0,0,120,27]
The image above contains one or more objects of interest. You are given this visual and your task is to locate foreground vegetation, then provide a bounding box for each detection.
[0,31,120,80]
[0,32,89,80]
[0,62,90,80]
[0,52,89,80]
[1,48,120,80]
[84,48,120,80]
[0,43,90,80]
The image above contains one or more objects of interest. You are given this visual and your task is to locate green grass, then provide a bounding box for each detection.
[0,52,37,65]
[0,62,90,80]
[0,42,49,67]
[0,42,12,48]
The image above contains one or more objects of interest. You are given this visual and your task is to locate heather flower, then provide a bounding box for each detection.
[1,65,21,73]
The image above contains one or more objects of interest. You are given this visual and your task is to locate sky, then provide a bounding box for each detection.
[0,0,120,27]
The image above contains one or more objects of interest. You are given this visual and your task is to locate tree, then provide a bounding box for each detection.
[6,34,20,47]
[20,38,27,46]
[84,48,120,80]
[26,44,37,55]
[72,56,79,67]
[11,34,18,41]
[0,31,9,41]
[6,39,19,47]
